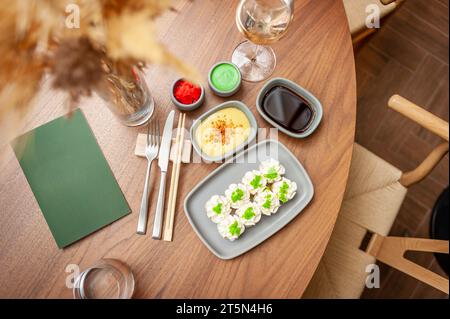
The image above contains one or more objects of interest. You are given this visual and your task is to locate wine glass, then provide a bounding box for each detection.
[232,0,294,82]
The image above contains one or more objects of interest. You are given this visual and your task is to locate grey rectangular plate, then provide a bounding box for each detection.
[184,139,314,260]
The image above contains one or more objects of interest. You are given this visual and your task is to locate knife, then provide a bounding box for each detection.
[152,110,175,239]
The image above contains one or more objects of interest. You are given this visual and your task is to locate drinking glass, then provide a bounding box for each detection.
[73,259,135,299]
[232,0,294,82]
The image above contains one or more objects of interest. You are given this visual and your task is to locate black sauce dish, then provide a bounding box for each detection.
[256,78,323,138]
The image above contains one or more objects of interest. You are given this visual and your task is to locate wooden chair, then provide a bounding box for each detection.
[303,95,449,298]
[343,0,404,46]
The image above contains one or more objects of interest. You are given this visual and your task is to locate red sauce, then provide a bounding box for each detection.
[174,80,202,105]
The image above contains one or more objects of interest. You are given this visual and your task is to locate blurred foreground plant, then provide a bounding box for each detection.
[0,0,197,145]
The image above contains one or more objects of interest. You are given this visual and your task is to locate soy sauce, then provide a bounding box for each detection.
[262,86,315,133]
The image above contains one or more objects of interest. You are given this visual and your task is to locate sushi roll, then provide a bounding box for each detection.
[254,189,280,216]
[241,170,267,195]
[217,215,245,241]
[205,195,231,223]
[225,183,250,209]
[236,202,262,226]
[272,177,297,204]
[259,158,285,183]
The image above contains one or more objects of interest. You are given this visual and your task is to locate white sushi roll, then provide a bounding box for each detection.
[241,170,267,195]
[236,202,262,226]
[217,215,245,241]
[205,195,231,223]
[254,189,280,216]
[272,177,297,204]
[224,183,250,209]
[259,158,285,183]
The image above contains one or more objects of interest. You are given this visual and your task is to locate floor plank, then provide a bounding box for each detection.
[434,0,448,9]
[418,71,449,143]
[386,5,449,63]
[374,54,447,152]
[355,44,389,77]
[404,0,449,36]
[369,27,427,72]
[355,59,412,144]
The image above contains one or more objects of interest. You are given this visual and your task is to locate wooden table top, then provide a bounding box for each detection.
[0,0,356,298]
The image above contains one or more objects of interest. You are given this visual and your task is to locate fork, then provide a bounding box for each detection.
[136,119,160,235]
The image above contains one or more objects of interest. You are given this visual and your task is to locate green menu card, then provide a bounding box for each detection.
[12,109,131,248]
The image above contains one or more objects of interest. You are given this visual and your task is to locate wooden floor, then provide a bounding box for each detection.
[355,0,449,299]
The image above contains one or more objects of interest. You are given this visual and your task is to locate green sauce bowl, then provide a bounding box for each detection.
[208,62,242,97]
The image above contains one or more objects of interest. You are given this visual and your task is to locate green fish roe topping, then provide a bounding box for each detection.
[279,181,290,203]
[229,221,241,236]
[212,202,222,215]
[264,167,278,180]
[250,175,262,190]
[231,188,244,203]
[242,207,256,220]
[262,194,272,209]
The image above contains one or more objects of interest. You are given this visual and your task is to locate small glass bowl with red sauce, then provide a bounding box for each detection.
[171,78,205,111]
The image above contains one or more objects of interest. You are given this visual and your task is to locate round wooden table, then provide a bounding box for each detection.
[0,0,356,298]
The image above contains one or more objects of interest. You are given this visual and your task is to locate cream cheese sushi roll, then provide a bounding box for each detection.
[254,189,280,216]
[205,195,231,223]
[241,170,267,195]
[236,202,262,226]
[259,158,285,183]
[272,177,297,204]
[225,183,250,209]
[217,215,245,241]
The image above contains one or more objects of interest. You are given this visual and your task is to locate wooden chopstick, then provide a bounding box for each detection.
[163,113,182,239]
[163,113,185,241]
[164,113,185,241]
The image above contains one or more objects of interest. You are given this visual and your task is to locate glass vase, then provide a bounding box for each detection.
[97,63,154,126]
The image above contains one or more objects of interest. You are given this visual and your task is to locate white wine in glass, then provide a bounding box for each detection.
[232,0,294,82]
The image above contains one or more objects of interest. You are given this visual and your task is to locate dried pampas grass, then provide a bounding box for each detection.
[51,37,105,100]
[105,11,199,80]
[0,0,197,147]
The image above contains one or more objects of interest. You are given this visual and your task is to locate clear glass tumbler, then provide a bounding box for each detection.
[97,64,154,127]
[73,259,135,299]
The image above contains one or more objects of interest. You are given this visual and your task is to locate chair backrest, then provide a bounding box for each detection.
[388,95,449,187]
[344,0,403,45]
[363,95,449,294]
